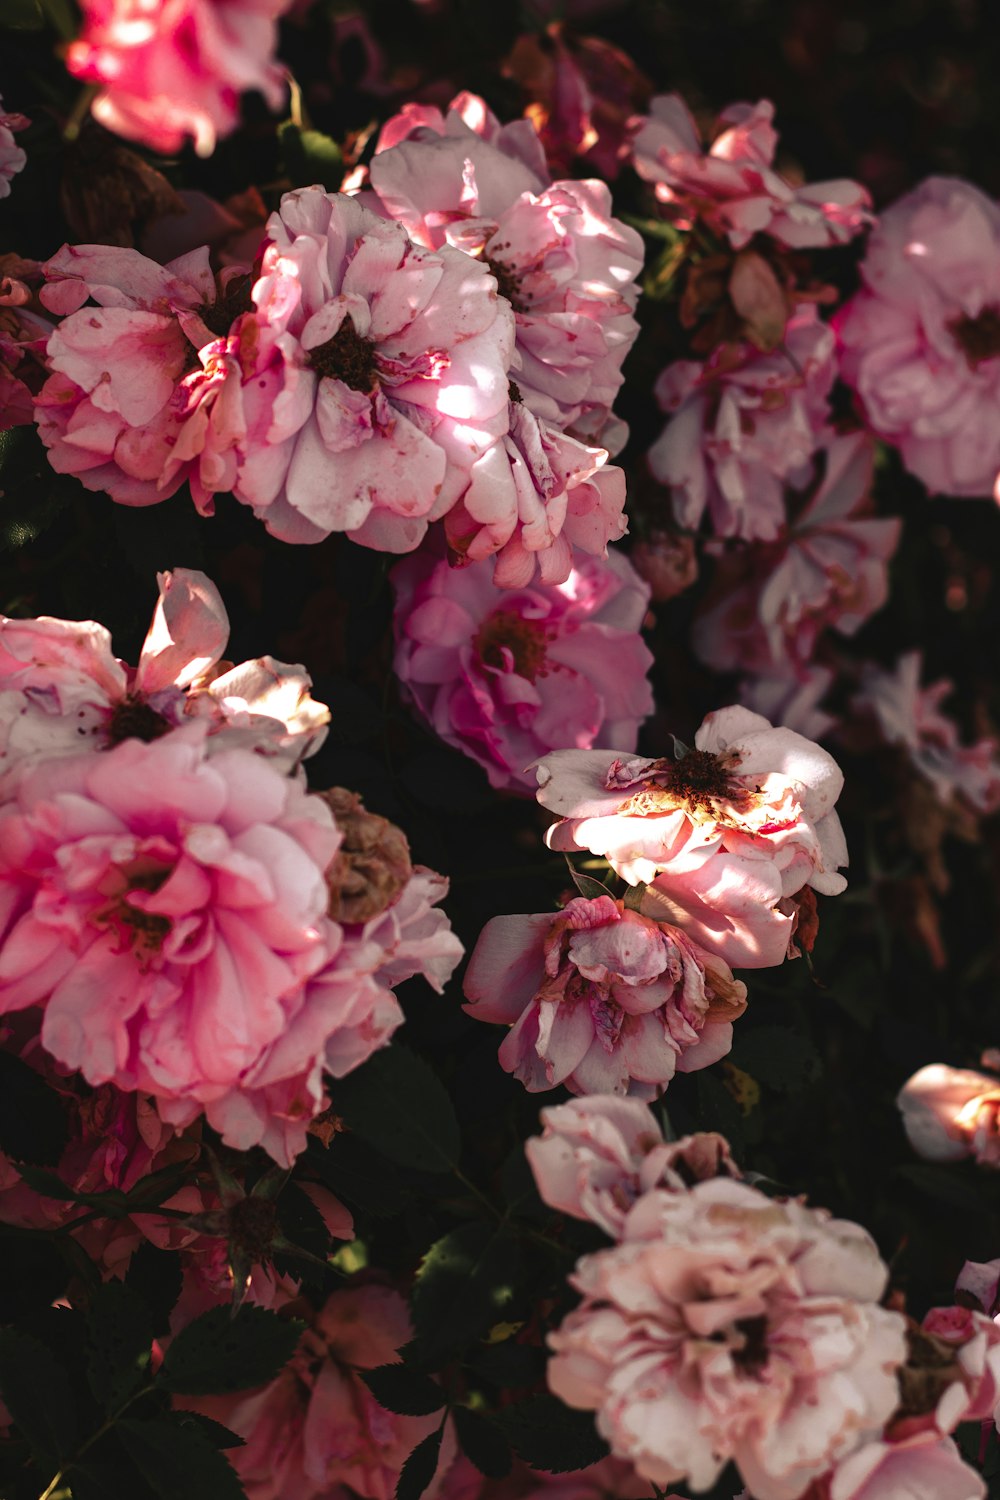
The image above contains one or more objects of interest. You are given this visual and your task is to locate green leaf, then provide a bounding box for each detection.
[1,0,44,32]
[495,1395,609,1472]
[156,1305,303,1395]
[125,1243,183,1336]
[395,1427,443,1500]
[467,1341,545,1387]
[453,1406,511,1479]
[727,1025,821,1092]
[360,1364,446,1416]
[622,882,646,913]
[566,864,617,902]
[278,121,344,191]
[333,1047,461,1173]
[118,1417,247,1500]
[410,1225,521,1363]
[0,1327,78,1463]
[0,1050,69,1166]
[172,1411,246,1450]
[87,1281,154,1411]
[15,1164,130,1214]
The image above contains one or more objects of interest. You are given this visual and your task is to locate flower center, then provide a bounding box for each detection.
[227,1195,280,1263]
[610,748,757,822]
[487,254,527,313]
[474,610,549,681]
[94,863,173,958]
[308,315,379,392]
[199,272,255,339]
[731,1314,769,1376]
[948,304,1000,368]
[106,694,172,747]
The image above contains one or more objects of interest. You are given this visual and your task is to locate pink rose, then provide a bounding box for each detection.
[548,1177,907,1500]
[956,1257,1000,1318]
[822,1434,985,1500]
[392,544,653,793]
[836,176,1000,500]
[631,94,871,251]
[0,97,28,199]
[463,895,747,1097]
[66,0,292,157]
[649,308,837,541]
[896,1062,1000,1168]
[535,706,847,969]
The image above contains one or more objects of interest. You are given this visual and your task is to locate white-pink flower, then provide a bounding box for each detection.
[852,652,1000,814]
[896,1061,1000,1169]
[693,434,901,675]
[0,97,28,199]
[649,308,837,541]
[630,94,871,251]
[822,1434,985,1500]
[836,176,1000,500]
[464,895,747,1097]
[738,666,837,744]
[535,706,847,969]
[549,1177,906,1500]
[66,0,292,158]
[392,544,653,793]
[228,188,515,551]
[367,92,644,450]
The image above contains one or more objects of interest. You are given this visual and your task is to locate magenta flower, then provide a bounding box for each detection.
[631,94,871,251]
[693,434,902,676]
[392,544,653,793]
[896,1062,1000,1169]
[65,0,292,157]
[836,176,1000,500]
[535,706,847,969]
[649,308,837,541]
[0,97,28,200]
[368,92,644,449]
[463,895,747,1097]
[547,1177,906,1500]
[228,188,515,551]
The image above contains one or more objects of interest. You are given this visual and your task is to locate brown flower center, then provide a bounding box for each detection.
[106,695,172,747]
[199,272,255,339]
[614,748,757,822]
[96,864,173,958]
[227,1195,280,1263]
[949,305,1000,368]
[731,1314,769,1376]
[487,254,527,313]
[308,315,379,391]
[319,787,413,925]
[475,610,549,682]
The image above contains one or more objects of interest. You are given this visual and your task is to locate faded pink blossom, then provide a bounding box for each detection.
[192,1284,442,1500]
[526,1095,739,1237]
[1,262,51,431]
[0,567,328,787]
[442,403,628,589]
[836,176,1000,500]
[463,895,747,1098]
[367,92,643,449]
[392,545,653,794]
[956,1257,1000,1318]
[738,667,836,744]
[693,434,901,675]
[0,98,28,199]
[535,706,847,969]
[852,652,1000,814]
[896,1062,1000,1168]
[631,94,871,251]
[66,0,292,158]
[630,532,698,603]
[649,308,837,541]
[820,1434,985,1500]
[548,1177,907,1500]
[228,188,514,551]
[915,1304,1000,1434]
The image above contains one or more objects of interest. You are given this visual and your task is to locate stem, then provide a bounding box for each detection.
[37,1383,155,1500]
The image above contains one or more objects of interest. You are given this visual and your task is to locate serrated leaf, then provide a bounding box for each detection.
[0,1050,69,1166]
[118,1417,247,1500]
[125,1243,183,1336]
[333,1047,461,1173]
[395,1427,443,1500]
[360,1364,445,1416]
[172,1411,246,1450]
[156,1306,303,1395]
[495,1395,609,1472]
[410,1225,521,1363]
[727,1026,821,1092]
[453,1406,511,1479]
[87,1281,154,1411]
[0,1327,78,1463]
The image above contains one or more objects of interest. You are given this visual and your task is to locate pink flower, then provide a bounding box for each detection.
[836,176,1000,500]
[192,1284,442,1500]
[852,653,1000,814]
[0,726,339,1149]
[535,706,847,969]
[0,567,329,787]
[463,895,747,1097]
[34,244,251,509]
[693,434,901,675]
[738,667,836,744]
[442,402,628,588]
[547,1177,907,1500]
[66,0,292,158]
[821,1434,985,1500]
[956,1257,1000,1319]
[392,544,653,793]
[630,94,871,251]
[914,1304,1000,1433]
[0,98,28,200]
[526,1094,739,1237]
[228,188,515,551]
[896,1062,1000,1168]
[649,308,837,541]
[368,92,644,449]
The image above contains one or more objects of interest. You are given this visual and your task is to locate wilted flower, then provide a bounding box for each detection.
[392,545,653,793]
[896,1061,1000,1168]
